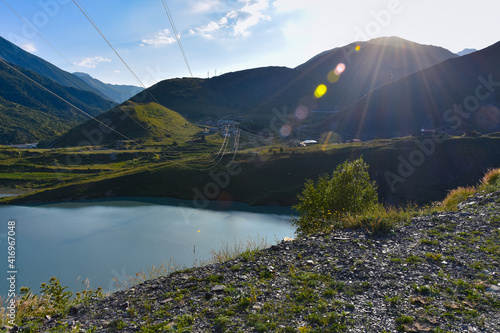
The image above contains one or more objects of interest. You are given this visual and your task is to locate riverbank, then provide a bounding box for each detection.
[12,189,500,332]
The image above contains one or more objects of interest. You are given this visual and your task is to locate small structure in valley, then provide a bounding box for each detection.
[301,139,318,145]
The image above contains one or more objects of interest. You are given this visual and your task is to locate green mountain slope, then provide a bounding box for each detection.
[7,135,500,207]
[0,61,114,144]
[131,66,305,122]
[49,101,201,147]
[0,96,75,144]
[0,36,109,100]
[130,37,457,128]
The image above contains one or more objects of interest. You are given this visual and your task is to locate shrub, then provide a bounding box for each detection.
[480,168,500,187]
[441,186,476,211]
[3,277,104,327]
[292,157,378,236]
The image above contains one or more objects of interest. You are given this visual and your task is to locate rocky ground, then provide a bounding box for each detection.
[7,191,500,332]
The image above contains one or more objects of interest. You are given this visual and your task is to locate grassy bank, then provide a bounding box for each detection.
[3,135,500,207]
[2,169,499,331]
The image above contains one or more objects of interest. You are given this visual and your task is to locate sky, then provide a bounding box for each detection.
[1,0,500,87]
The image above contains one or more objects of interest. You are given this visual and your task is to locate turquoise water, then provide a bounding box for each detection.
[0,198,294,295]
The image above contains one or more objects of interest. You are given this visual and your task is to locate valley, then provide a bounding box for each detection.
[2,2,500,331]
[2,35,499,208]
[2,132,500,207]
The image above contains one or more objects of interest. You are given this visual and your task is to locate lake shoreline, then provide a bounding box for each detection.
[1,194,294,213]
[28,189,500,332]
[0,198,295,298]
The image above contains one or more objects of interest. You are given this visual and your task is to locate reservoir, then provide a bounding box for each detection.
[0,198,294,296]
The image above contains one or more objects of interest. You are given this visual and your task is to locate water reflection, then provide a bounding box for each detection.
[0,198,294,295]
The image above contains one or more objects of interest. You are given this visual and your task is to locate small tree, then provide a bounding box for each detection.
[292,157,378,236]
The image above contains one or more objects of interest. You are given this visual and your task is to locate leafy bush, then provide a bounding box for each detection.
[292,157,378,236]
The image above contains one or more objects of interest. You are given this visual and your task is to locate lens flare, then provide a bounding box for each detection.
[328,63,346,83]
[334,63,346,75]
[314,84,327,98]
[327,71,339,83]
[295,105,309,120]
[321,131,333,151]
[280,124,292,137]
[355,45,361,51]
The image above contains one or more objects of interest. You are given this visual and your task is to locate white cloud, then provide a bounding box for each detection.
[232,0,271,37]
[74,56,111,68]
[219,17,228,25]
[141,29,176,46]
[191,18,228,39]
[272,0,309,12]
[20,43,36,53]
[190,0,271,39]
[190,0,222,13]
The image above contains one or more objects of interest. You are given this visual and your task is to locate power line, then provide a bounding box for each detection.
[161,0,192,77]
[1,0,158,140]
[0,59,137,144]
[1,0,73,74]
[4,0,246,169]
[226,125,240,167]
[72,0,160,105]
[159,0,233,166]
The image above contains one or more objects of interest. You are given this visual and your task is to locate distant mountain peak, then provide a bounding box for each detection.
[456,48,477,56]
[366,36,414,46]
[72,72,144,104]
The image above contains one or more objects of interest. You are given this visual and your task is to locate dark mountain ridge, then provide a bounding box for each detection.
[325,40,500,140]
[131,66,308,121]
[296,36,459,111]
[129,37,457,129]
[0,60,114,144]
[0,36,110,100]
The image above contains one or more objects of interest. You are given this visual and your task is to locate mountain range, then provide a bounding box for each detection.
[0,36,109,100]
[456,48,477,56]
[0,60,114,144]
[49,101,200,147]
[130,37,458,127]
[72,72,143,104]
[0,36,143,144]
[0,36,143,104]
[1,34,499,146]
[325,40,500,140]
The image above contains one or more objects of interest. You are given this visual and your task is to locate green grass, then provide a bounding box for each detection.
[51,101,202,147]
[441,186,477,211]
[3,135,500,209]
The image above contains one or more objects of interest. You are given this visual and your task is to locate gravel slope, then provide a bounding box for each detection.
[12,191,500,332]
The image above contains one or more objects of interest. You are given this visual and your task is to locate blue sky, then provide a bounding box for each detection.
[1,0,500,86]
